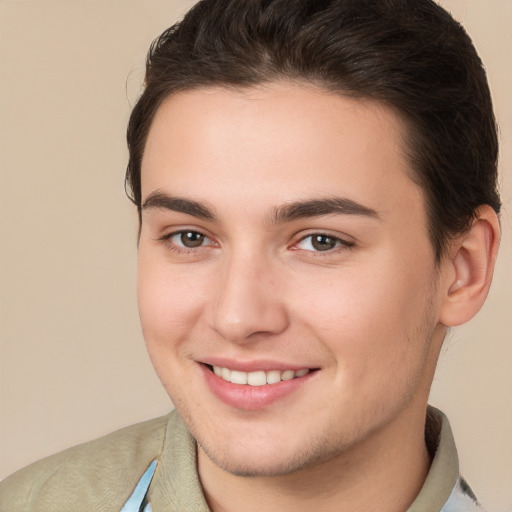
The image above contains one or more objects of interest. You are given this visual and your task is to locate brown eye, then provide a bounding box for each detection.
[311,234,338,251]
[179,231,205,248]
[295,233,352,253]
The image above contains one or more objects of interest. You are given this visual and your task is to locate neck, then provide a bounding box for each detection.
[198,404,431,512]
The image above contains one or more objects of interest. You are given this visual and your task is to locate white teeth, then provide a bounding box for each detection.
[247,370,267,386]
[212,366,310,386]
[281,370,295,381]
[266,370,281,385]
[230,370,248,385]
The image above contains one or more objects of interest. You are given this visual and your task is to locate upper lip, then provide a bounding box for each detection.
[199,357,318,372]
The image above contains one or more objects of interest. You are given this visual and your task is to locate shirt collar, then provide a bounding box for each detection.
[407,406,459,511]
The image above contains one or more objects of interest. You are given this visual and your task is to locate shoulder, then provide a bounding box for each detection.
[0,414,171,512]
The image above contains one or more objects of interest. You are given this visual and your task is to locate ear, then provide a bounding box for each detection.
[439,205,501,327]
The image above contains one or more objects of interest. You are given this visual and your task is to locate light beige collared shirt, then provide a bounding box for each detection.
[0,407,484,511]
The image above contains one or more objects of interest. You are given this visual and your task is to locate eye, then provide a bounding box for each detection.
[162,230,214,250]
[295,233,352,252]
[174,231,206,248]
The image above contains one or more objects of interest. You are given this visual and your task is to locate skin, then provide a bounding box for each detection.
[136,82,497,511]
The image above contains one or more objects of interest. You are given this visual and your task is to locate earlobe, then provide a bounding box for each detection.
[439,205,501,327]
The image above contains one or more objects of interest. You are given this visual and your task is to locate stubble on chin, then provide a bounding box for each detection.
[196,431,341,478]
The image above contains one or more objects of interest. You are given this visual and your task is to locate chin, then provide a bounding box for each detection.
[200,446,315,478]
[196,426,344,478]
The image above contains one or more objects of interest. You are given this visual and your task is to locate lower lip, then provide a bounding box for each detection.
[200,365,316,411]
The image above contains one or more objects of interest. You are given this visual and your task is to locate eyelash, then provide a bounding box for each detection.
[158,230,354,256]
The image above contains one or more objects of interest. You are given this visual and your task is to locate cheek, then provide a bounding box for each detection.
[292,260,436,378]
[136,250,206,350]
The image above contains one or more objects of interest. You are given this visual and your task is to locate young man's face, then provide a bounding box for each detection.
[137,83,449,476]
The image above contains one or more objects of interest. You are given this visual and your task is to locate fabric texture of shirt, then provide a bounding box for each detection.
[0,406,485,511]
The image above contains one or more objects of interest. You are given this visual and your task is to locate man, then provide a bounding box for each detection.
[0,0,501,511]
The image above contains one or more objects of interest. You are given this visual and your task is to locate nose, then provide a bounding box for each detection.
[209,251,289,343]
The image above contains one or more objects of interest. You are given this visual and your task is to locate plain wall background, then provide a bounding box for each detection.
[0,0,510,510]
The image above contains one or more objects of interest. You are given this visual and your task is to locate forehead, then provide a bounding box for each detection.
[141,82,424,225]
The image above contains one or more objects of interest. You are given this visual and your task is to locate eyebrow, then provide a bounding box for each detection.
[142,191,217,221]
[269,197,379,224]
[141,191,379,224]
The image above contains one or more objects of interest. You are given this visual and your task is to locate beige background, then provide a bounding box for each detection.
[0,0,510,510]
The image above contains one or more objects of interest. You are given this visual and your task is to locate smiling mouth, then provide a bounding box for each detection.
[207,365,314,386]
